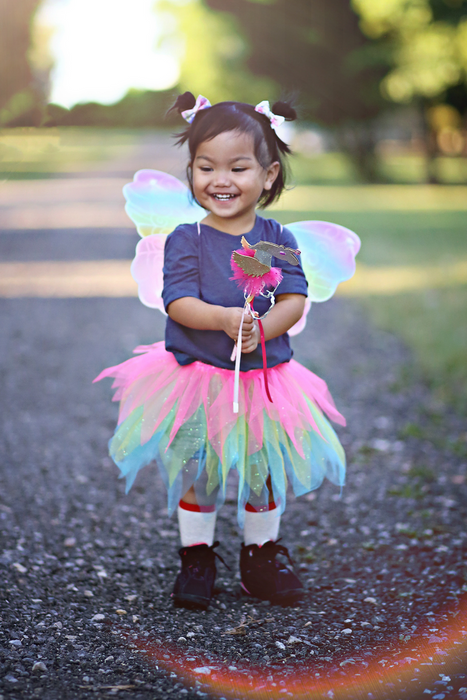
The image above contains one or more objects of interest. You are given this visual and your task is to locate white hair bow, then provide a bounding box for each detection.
[254,100,285,131]
[181,95,212,124]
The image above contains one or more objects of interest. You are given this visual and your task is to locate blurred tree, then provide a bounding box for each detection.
[0,0,44,126]
[159,0,276,105]
[44,89,176,128]
[352,0,467,181]
[198,0,389,181]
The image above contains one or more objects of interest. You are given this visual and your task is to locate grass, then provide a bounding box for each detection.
[290,152,358,185]
[291,150,467,185]
[0,127,146,178]
[399,418,467,459]
[362,287,467,407]
[381,153,467,184]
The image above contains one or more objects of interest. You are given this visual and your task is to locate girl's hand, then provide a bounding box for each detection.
[221,307,255,341]
[241,321,260,354]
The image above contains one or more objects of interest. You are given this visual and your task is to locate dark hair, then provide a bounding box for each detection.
[169,92,297,208]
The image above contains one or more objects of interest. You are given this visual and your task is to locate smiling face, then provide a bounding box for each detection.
[192,130,279,235]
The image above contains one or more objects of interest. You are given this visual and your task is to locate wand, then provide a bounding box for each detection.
[230,237,300,413]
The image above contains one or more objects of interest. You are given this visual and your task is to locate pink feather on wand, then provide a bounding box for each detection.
[230,247,283,297]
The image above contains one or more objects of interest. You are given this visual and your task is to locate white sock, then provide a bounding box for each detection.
[243,505,281,546]
[177,502,217,547]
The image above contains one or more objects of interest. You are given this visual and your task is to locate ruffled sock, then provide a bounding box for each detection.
[177,500,217,547]
[243,502,280,546]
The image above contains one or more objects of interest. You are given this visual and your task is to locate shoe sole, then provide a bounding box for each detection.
[271,589,304,605]
[172,593,210,610]
[241,582,304,606]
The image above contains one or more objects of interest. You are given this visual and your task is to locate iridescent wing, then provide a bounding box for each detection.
[130,235,166,312]
[286,221,361,336]
[124,169,205,237]
[123,170,205,311]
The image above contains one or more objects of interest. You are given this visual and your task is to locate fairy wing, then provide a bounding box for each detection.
[130,235,166,312]
[124,169,205,237]
[123,170,205,311]
[285,221,361,336]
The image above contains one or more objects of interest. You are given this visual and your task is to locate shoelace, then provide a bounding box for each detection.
[260,539,296,569]
[209,541,230,570]
[179,541,230,571]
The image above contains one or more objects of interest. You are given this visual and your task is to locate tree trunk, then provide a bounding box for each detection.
[336,123,381,183]
[420,99,440,184]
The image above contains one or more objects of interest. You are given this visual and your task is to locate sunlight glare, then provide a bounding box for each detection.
[38,0,180,108]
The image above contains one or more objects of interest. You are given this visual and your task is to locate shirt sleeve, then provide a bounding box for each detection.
[162,225,200,311]
[274,226,309,297]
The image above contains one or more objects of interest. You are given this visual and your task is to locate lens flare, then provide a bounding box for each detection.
[115,595,467,698]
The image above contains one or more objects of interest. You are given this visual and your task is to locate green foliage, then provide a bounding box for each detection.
[202,0,387,125]
[352,0,467,104]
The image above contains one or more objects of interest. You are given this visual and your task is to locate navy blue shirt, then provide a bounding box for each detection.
[162,216,308,370]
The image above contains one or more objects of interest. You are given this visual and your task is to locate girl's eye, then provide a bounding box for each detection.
[232,167,246,173]
[199,166,212,172]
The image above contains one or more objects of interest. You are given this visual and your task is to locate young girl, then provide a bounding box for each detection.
[95,92,347,610]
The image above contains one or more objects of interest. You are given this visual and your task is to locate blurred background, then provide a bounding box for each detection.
[1,0,466,410]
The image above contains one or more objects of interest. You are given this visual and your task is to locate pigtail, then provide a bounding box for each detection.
[167,91,197,146]
[253,98,298,206]
[168,91,196,116]
[271,101,298,122]
[267,100,298,156]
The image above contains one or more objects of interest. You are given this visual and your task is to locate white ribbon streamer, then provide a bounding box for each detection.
[232,303,248,413]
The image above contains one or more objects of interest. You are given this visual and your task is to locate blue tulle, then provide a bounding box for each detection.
[109,404,345,527]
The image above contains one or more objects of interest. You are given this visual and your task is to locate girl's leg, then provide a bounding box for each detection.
[180,484,198,504]
[243,475,280,545]
[178,467,218,547]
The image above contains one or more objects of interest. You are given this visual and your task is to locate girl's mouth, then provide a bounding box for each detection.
[211,194,238,201]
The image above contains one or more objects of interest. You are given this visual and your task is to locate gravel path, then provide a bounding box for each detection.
[1,284,466,700]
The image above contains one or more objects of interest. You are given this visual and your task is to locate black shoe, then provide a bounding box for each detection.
[240,540,304,605]
[172,541,227,610]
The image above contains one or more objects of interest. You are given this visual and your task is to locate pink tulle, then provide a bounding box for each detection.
[230,249,283,297]
[94,342,346,462]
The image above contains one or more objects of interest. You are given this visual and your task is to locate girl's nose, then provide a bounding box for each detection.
[213,170,231,187]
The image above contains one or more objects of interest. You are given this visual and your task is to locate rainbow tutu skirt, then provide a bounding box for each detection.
[95,342,346,523]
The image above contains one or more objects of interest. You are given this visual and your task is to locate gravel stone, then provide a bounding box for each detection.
[32,662,47,673]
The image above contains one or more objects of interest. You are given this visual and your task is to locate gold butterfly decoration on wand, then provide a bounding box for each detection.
[231,236,301,278]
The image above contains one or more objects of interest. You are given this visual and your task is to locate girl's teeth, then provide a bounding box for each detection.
[213,194,235,200]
